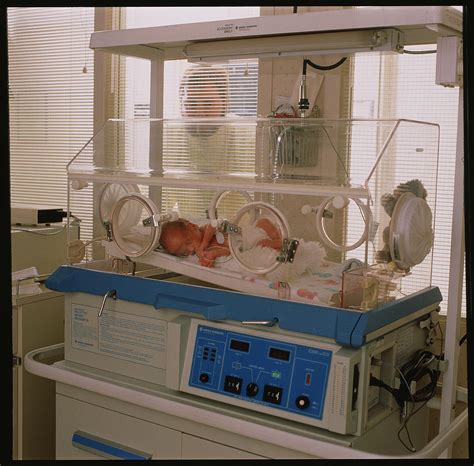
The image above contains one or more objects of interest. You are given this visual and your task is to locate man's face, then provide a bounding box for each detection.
[182,85,226,117]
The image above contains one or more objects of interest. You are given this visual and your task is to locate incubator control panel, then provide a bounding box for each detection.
[184,323,332,422]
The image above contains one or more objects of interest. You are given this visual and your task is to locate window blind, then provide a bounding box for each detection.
[350,46,463,315]
[122,7,260,220]
[8,7,95,241]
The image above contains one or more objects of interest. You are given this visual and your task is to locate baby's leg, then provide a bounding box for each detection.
[255,217,282,250]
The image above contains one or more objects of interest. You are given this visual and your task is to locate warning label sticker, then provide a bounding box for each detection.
[71,305,166,368]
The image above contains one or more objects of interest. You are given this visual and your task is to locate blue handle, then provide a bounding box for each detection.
[72,431,152,460]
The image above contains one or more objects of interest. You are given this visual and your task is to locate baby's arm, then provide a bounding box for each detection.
[199,246,230,267]
[198,224,217,254]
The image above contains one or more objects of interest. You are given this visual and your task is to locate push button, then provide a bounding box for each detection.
[224,375,242,394]
[199,373,210,383]
[263,385,283,405]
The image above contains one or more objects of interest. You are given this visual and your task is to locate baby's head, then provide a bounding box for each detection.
[159,219,202,257]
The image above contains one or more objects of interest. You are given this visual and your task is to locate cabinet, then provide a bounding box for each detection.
[56,395,181,460]
[181,434,266,459]
[12,289,64,459]
[56,394,264,459]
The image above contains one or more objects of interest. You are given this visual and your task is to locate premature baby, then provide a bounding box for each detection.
[159,217,282,267]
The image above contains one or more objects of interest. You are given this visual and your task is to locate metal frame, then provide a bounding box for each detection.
[86,6,464,458]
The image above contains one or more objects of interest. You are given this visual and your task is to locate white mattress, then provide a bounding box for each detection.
[103,241,349,306]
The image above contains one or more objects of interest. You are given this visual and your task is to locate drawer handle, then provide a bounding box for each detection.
[72,430,152,460]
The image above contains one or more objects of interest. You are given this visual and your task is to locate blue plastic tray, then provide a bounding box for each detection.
[46,265,442,348]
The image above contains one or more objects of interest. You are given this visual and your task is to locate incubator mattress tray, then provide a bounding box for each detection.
[46,265,442,347]
[131,249,346,306]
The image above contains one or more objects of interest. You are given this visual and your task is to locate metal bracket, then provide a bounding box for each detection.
[103,221,113,241]
[13,354,21,367]
[429,358,449,373]
[220,220,241,235]
[277,238,299,263]
[142,215,160,227]
[143,211,179,227]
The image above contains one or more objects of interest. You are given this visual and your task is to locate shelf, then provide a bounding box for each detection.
[89,7,462,61]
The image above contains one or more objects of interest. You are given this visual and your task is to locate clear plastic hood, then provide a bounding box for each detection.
[68,117,440,310]
[68,117,439,189]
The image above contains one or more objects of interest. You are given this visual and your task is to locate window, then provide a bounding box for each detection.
[350,38,463,315]
[8,7,95,240]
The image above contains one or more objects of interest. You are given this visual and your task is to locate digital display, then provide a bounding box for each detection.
[230,339,250,352]
[269,347,290,361]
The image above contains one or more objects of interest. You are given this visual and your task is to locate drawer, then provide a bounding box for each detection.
[182,433,267,459]
[56,394,181,460]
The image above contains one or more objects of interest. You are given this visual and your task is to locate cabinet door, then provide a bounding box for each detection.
[15,294,64,459]
[182,434,267,459]
[56,394,181,460]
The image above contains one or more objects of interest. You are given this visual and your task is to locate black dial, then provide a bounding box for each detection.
[199,373,210,383]
[295,395,310,410]
[246,382,259,397]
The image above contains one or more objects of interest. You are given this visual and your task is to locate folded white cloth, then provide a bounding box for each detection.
[220,238,326,282]
[12,266,41,296]
[12,266,38,282]
[267,240,326,282]
[240,224,268,251]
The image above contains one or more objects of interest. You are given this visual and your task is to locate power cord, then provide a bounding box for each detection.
[11,214,81,236]
[298,57,347,116]
[369,349,441,452]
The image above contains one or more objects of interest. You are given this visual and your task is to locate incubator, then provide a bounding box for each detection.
[25,115,447,455]
[23,6,467,459]
[68,117,439,311]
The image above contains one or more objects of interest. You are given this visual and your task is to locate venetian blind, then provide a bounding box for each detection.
[8,7,95,241]
[350,46,463,315]
[122,7,260,220]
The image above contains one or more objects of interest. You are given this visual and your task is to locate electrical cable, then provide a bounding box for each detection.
[11,224,67,235]
[303,57,347,74]
[459,333,467,346]
[11,215,80,236]
[403,49,437,55]
[435,321,444,355]
[298,57,347,117]
[369,349,441,452]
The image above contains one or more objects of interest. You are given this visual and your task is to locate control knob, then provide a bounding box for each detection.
[295,395,310,410]
[199,373,210,383]
[246,383,259,397]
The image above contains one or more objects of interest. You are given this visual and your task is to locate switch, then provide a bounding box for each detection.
[246,382,259,398]
[263,385,283,405]
[199,373,210,383]
[224,375,242,395]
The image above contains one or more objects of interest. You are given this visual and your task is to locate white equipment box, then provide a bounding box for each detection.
[11,204,67,226]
